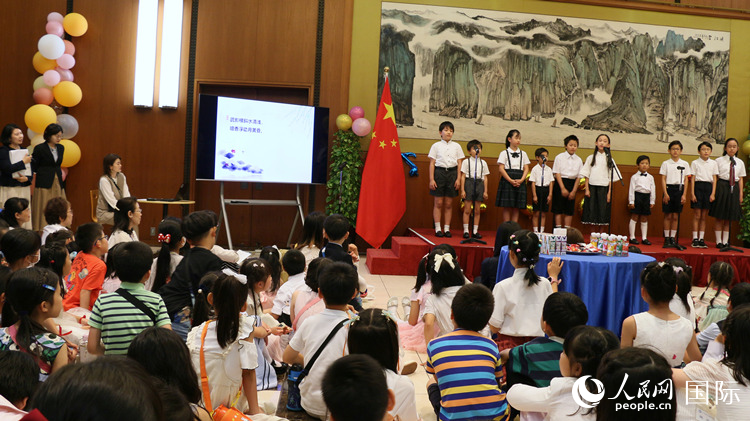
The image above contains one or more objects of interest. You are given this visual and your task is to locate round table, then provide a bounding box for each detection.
[496,246,656,336]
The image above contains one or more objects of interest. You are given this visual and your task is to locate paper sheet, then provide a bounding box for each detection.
[10,148,31,178]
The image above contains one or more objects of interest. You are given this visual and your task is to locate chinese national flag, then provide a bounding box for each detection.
[356,77,405,249]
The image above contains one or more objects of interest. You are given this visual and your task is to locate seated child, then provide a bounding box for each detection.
[507,325,619,421]
[389,254,433,353]
[478,221,521,288]
[0,350,39,419]
[146,217,184,292]
[504,292,589,389]
[322,354,394,421]
[258,246,282,310]
[696,283,750,357]
[422,248,466,344]
[348,308,418,421]
[621,261,701,367]
[290,257,332,331]
[664,258,695,327]
[159,210,224,340]
[490,230,557,351]
[63,222,108,312]
[88,241,171,356]
[283,262,358,419]
[596,348,676,421]
[1,228,41,272]
[426,283,509,421]
[565,227,584,245]
[271,249,306,326]
[694,261,734,331]
[320,214,368,300]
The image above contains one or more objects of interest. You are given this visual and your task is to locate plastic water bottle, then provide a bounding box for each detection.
[287,364,304,411]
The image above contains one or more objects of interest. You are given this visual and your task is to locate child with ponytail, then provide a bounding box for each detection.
[422,248,466,345]
[191,272,220,328]
[695,261,734,331]
[490,230,558,351]
[0,267,69,380]
[147,217,185,292]
[186,271,262,415]
[348,308,419,421]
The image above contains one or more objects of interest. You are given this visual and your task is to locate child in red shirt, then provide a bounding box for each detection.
[63,223,108,311]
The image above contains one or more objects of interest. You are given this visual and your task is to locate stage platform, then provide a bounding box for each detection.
[366,228,749,285]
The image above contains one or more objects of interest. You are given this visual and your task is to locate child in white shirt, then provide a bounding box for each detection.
[427,121,464,238]
[659,140,691,248]
[690,141,718,248]
[580,134,621,230]
[460,139,489,239]
[529,148,553,233]
[551,135,582,228]
[628,155,655,245]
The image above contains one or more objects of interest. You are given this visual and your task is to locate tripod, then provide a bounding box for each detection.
[605,148,624,235]
[664,167,686,251]
[721,157,743,253]
[461,149,486,245]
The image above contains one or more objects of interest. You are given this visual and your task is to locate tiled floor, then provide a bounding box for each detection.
[257,256,437,421]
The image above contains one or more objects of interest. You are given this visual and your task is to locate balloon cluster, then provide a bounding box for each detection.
[335,106,372,137]
[26,12,87,171]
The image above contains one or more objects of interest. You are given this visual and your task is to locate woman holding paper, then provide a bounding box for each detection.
[0,124,33,229]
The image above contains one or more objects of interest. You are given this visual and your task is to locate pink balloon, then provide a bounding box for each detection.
[349,106,365,120]
[33,88,54,105]
[47,12,64,23]
[56,67,74,82]
[61,167,68,181]
[45,21,64,37]
[56,54,75,70]
[352,118,372,137]
[63,40,75,56]
[43,69,61,87]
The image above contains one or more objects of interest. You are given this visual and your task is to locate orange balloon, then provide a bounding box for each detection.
[33,51,57,74]
[59,139,81,167]
[52,81,82,107]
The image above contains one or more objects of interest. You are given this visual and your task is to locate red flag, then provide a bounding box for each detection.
[356,76,405,248]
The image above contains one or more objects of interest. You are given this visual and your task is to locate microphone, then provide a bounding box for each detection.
[676,166,685,171]
[541,155,547,164]
[603,147,611,156]
[730,157,736,166]
[473,146,481,154]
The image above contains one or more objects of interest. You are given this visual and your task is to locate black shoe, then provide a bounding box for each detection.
[717,242,724,249]
[630,238,639,245]
[473,232,482,239]
[435,231,444,238]
[444,231,452,238]
[463,232,470,239]
[663,237,671,248]
[699,239,708,248]
[642,239,652,246]
[691,238,700,248]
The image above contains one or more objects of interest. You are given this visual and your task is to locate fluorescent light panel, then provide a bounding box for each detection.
[133,0,159,107]
[158,0,184,109]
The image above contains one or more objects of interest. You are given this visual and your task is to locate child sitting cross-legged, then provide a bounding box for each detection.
[507,325,619,421]
[426,283,509,421]
[283,262,357,419]
[87,241,171,356]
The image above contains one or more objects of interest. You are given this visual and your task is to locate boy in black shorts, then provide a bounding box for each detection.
[659,141,691,247]
[628,155,655,245]
[529,148,553,233]
[428,121,464,237]
[460,139,489,238]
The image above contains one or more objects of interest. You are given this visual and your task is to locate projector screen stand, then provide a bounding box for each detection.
[218,182,305,250]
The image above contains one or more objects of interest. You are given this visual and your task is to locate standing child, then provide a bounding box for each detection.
[422,248,466,345]
[580,134,621,229]
[490,230,556,352]
[529,148,553,233]
[660,140,691,247]
[428,121,464,237]
[460,139,489,239]
[709,138,745,248]
[186,272,263,415]
[628,155,655,245]
[620,261,701,367]
[496,129,530,223]
[0,267,69,381]
[506,325,619,421]
[426,284,509,421]
[551,135,582,228]
[348,308,419,421]
[694,261,734,331]
[690,142,718,248]
[63,223,108,312]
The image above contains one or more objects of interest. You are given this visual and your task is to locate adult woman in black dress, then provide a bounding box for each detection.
[31,123,65,231]
[0,124,33,229]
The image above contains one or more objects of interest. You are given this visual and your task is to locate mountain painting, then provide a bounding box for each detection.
[379,2,730,154]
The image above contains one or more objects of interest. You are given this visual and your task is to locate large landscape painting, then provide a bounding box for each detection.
[379,2,730,154]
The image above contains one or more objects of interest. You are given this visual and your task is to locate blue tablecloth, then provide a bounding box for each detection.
[496,246,655,336]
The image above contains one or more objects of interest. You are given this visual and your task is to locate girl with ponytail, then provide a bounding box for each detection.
[0,267,69,380]
[489,230,560,351]
[148,217,185,292]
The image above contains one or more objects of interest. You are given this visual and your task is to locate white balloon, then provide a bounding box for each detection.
[38,34,65,60]
[27,128,38,140]
[56,114,79,139]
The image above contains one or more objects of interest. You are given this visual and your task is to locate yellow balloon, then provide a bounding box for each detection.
[29,134,45,152]
[335,114,353,131]
[59,139,81,168]
[53,81,82,107]
[33,52,57,74]
[742,140,750,156]
[63,13,88,37]
[24,104,57,134]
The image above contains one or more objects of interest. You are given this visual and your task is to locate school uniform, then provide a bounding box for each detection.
[496,147,530,208]
[629,171,656,215]
[427,140,464,197]
[460,156,489,202]
[709,155,746,221]
[528,163,553,212]
[551,151,582,216]
[660,159,691,214]
[690,158,719,209]
[579,152,621,225]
